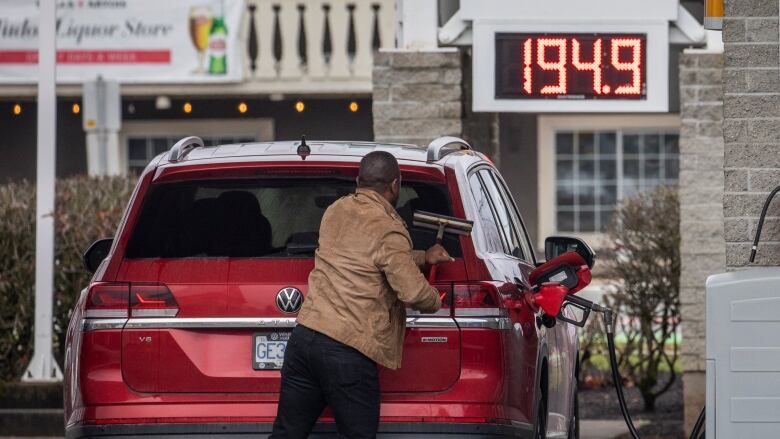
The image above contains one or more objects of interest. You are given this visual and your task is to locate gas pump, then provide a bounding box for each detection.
[533,244,706,439]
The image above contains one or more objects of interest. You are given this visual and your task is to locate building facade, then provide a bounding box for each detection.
[0,0,395,180]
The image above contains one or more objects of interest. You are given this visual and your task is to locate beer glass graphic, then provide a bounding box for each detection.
[189,5,214,73]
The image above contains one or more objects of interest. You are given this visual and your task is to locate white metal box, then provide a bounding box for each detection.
[706,268,780,438]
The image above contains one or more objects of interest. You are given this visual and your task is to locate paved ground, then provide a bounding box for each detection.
[581,419,631,439]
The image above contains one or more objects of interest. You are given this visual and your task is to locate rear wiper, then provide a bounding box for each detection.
[286,242,318,255]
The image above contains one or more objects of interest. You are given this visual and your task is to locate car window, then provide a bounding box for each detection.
[486,170,534,262]
[468,172,505,254]
[125,178,461,258]
[477,169,525,259]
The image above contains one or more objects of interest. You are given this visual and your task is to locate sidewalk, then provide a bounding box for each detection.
[581,419,630,439]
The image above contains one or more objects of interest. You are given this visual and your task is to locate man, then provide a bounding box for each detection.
[270,151,452,438]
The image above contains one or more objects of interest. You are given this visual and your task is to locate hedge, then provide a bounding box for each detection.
[0,176,136,382]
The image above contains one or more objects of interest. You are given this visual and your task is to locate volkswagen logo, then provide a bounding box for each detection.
[276,287,303,313]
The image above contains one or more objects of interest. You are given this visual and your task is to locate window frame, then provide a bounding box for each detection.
[120,119,273,175]
[537,114,680,249]
[467,164,535,263]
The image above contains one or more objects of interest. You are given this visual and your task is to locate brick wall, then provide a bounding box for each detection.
[678,51,726,431]
[723,0,780,267]
[372,50,463,146]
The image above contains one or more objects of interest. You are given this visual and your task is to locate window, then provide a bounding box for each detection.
[487,170,535,262]
[127,135,256,174]
[125,178,459,259]
[478,169,525,259]
[469,173,504,255]
[555,130,678,233]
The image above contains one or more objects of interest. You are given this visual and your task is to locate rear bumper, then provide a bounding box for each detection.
[66,422,534,438]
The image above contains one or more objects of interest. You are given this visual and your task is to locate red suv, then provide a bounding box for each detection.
[65,136,585,438]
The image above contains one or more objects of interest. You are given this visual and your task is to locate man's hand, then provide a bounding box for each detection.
[425,244,454,265]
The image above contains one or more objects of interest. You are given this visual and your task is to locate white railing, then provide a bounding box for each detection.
[242,0,396,93]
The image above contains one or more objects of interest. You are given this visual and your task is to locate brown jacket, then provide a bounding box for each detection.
[296,188,441,369]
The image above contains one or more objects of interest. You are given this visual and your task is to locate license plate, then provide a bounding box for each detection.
[252,331,290,370]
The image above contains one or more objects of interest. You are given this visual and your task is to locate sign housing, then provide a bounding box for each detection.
[473,21,669,113]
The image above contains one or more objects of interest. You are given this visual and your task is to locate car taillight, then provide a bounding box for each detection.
[433,283,452,309]
[84,283,129,318]
[130,284,179,317]
[452,282,503,317]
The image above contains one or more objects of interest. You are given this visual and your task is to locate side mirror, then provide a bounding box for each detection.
[544,236,596,269]
[83,238,113,274]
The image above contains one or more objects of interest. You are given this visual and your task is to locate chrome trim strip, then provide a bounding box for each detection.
[131,308,178,317]
[405,317,457,328]
[124,317,298,329]
[455,317,512,330]
[81,318,127,332]
[120,316,458,330]
[453,307,504,317]
[406,308,451,317]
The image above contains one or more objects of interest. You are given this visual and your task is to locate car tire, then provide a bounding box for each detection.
[535,376,548,439]
[568,380,580,439]
[569,353,581,439]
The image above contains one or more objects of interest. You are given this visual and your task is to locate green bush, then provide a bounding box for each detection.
[603,185,681,412]
[0,176,136,382]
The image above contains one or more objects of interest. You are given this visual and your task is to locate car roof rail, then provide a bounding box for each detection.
[168,136,205,163]
[426,136,472,162]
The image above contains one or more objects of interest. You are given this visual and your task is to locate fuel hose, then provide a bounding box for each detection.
[564,294,705,439]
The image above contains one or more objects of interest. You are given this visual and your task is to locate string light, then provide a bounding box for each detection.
[72,103,81,114]
[294,100,305,113]
[237,102,248,114]
[183,102,192,114]
[348,101,359,112]
[12,103,21,115]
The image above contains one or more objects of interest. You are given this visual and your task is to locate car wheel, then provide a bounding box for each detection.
[568,380,579,439]
[535,378,548,439]
[569,353,581,439]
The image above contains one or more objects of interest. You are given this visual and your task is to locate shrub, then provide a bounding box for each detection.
[602,185,681,412]
[0,176,136,382]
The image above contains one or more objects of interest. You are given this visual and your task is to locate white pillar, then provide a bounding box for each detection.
[24,0,63,382]
[396,0,439,50]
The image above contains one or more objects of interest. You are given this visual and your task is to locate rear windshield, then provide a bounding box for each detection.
[125,178,461,258]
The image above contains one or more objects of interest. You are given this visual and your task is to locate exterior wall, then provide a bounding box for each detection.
[722,0,780,268]
[678,51,726,431]
[372,50,462,146]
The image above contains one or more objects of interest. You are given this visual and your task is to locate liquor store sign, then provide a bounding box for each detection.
[0,0,244,84]
[472,21,670,112]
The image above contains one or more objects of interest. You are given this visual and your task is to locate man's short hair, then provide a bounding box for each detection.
[358,151,400,192]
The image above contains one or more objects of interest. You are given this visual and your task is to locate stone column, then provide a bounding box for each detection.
[372,49,462,146]
[678,50,726,432]
[722,0,780,269]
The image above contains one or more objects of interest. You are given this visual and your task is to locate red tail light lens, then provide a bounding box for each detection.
[453,282,502,317]
[130,284,179,317]
[84,283,129,318]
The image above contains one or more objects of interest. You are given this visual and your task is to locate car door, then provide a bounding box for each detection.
[487,168,574,436]
[467,167,542,424]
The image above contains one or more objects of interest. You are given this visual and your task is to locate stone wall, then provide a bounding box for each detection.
[722,0,780,268]
[678,51,726,431]
[372,50,463,146]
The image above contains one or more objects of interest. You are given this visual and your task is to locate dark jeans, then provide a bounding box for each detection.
[270,324,380,439]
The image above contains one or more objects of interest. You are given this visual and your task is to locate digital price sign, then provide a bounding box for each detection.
[495,33,647,100]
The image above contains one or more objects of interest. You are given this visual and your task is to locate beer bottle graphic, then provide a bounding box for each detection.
[208,1,227,75]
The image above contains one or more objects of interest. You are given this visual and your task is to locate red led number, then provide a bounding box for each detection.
[520,36,642,97]
[537,38,567,95]
[572,38,603,95]
[611,38,642,95]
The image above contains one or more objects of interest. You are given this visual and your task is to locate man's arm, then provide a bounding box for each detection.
[411,250,426,267]
[376,230,441,314]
